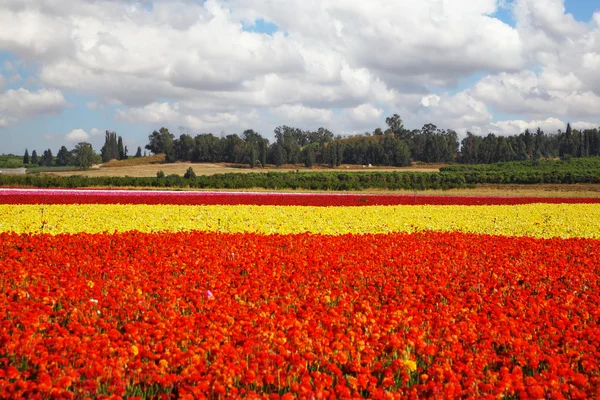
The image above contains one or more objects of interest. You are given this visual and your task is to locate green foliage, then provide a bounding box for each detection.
[146,128,176,163]
[40,149,54,167]
[72,142,96,170]
[5,157,600,190]
[0,171,469,191]
[117,136,127,160]
[31,150,39,165]
[273,144,287,167]
[26,166,82,174]
[303,144,316,168]
[0,154,27,168]
[183,167,196,179]
[56,146,72,167]
[439,157,600,185]
[101,131,119,162]
[23,149,29,165]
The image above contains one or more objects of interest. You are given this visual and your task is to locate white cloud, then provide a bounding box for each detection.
[0,0,599,142]
[414,92,493,134]
[0,0,520,112]
[90,127,102,136]
[117,102,181,125]
[117,101,260,132]
[488,117,567,136]
[0,74,5,89]
[572,121,600,130]
[65,128,90,142]
[345,104,383,122]
[0,87,67,126]
[470,70,600,119]
[271,104,333,124]
[228,0,523,87]
[421,94,441,108]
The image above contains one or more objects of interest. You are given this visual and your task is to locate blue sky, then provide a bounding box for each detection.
[564,0,600,21]
[1,0,600,155]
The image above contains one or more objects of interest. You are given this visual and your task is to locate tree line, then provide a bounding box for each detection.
[22,143,99,170]
[144,115,600,168]
[17,115,600,171]
[22,131,146,170]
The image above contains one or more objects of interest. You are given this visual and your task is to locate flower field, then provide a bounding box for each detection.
[1,189,600,399]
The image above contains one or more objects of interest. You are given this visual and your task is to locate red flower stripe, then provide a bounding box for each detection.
[1,230,600,398]
[1,188,599,206]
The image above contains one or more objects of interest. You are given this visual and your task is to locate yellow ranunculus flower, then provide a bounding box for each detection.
[1,204,599,239]
[404,359,417,372]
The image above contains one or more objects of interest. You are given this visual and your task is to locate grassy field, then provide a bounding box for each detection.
[0,155,22,163]
[46,160,444,178]
[27,156,600,197]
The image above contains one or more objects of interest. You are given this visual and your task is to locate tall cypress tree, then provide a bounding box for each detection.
[31,150,39,165]
[40,149,53,167]
[56,146,72,166]
[101,131,119,162]
[23,149,29,164]
[117,136,125,160]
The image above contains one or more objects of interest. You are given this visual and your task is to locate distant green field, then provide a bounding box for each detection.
[26,166,82,174]
[0,155,22,162]
[0,155,26,169]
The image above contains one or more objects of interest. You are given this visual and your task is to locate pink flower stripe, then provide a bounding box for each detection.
[1,188,600,206]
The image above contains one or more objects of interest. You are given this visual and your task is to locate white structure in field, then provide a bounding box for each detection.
[0,168,26,175]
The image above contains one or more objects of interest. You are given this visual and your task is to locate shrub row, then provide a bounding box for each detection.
[441,157,600,173]
[1,167,599,190]
[0,172,470,191]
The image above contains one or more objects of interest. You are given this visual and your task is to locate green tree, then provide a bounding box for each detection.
[327,142,338,168]
[38,149,53,167]
[385,114,404,135]
[174,134,195,161]
[184,167,196,179]
[560,123,576,159]
[260,139,268,167]
[23,149,29,164]
[394,139,412,166]
[273,144,287,167]
[242,129,266,168]
[274,126,304,164]
[101,131,119,162]
[135,146,142,158]
[31,150,39,165]
[146,127,175,155]
[194,134,222,162]
[163,132,177,163]
[117,136,126,160]
[303,144,317,167]
[56,146,72,166]
[72,142,95,170]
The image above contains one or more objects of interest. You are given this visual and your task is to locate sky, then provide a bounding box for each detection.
[1,0,600,155]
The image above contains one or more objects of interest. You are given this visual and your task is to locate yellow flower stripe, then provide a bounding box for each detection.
[1,204,599,238]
